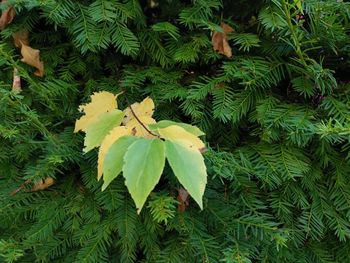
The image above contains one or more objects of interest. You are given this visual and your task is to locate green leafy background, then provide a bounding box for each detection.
[0,0,350,262]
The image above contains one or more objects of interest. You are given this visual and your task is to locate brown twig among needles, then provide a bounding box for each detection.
[10,179,31,196]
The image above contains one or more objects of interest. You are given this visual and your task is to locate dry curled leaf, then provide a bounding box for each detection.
[12,30,45,77]
[211,22,234,58]
[31,177,55,192]
[12,30,29,48]
[12,67,21,92]
[20,43,44,77]
[177,187,189,212]
[0,0,15,30]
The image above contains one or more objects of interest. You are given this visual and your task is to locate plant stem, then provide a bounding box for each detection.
[123,93,159,138]
[281,0,308,67]
[128,103,159,137]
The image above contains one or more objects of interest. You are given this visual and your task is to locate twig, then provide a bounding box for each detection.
[128,104,159,137]
[10,179,31,196]
[12,67,21,92]
[124,93,159,138]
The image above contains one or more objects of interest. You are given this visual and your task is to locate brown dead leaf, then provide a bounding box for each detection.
[12,67,21,92]
[221,22,234,34]
[12,30,45,77]
[0,0,15,30]
[211,22,234,58]
[10,177,55,196]
[177,187,189,212]
[31,177,55,192]
[12,30,29,48]
[20,43,44,77]
[0,2,44,78]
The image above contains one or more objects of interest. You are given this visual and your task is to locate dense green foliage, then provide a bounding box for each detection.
[1,0,350,262]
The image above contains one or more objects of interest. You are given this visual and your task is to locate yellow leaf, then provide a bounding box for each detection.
[125,116,157,139]
[75,91,117,132]
[158,125,206,151]
[97,126,132,180]
[20,43,44,77]
[123,97,154,125]
[121,97,157,139]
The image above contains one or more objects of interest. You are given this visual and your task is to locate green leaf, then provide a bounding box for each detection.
[83,109,124,152]
[149,120,205,136]
[123,138,165,212]
[164,140,207,209]
[102,136,138,191]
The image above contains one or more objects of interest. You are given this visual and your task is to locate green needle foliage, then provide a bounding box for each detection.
[0,0,349,262]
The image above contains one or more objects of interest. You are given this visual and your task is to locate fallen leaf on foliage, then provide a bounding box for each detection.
[0,1,45,78]
[74,91,118,132]
[177,187,189,212]
[20,43,44,77]
[98,126,132,180]
[12,67,21,92]
[12,30,45,77]
[31,177,55,192]
[211,22,234,58]
[12,30,29,47]
[0,0,15,30]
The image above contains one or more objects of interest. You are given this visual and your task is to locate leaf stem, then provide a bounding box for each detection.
[129,104,158,137]
[281,0,308,67]
[123,93,159,138]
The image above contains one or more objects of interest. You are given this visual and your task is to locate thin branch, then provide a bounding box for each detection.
[124,93,159,138]
[129,104,158,137]
[10,179,31,196]
[12,67,21,92]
